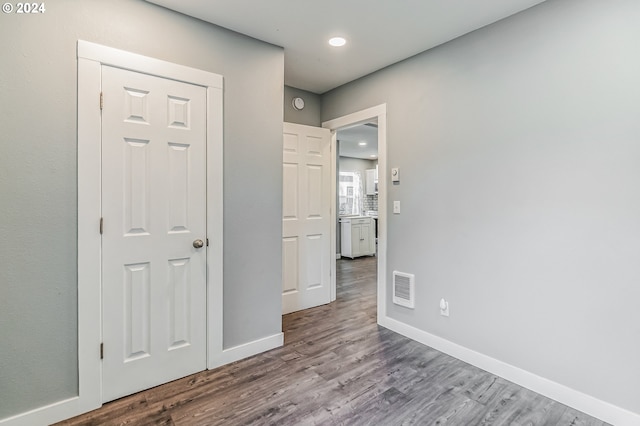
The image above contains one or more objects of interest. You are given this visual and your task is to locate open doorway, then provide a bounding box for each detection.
[336,120,378,251]
[323,104,387,323]
[336,122,378,233]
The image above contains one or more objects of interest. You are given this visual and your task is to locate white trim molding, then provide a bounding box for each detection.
[379,316,640,426]
[323,104,388,323]
[206,83,225,371]
[1,40,224,426]
[209,333,285,370]
[329,130,338,301]
[77,41,223,89]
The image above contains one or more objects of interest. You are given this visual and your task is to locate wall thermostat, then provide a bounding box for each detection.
[391,167,400,182]
[292,97,305,111]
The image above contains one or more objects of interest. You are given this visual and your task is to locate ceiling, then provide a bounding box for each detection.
[338,124,378,160]
[147,0,547,94]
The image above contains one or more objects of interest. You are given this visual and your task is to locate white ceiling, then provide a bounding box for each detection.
[147,0,547,94]
[338,124,378,160]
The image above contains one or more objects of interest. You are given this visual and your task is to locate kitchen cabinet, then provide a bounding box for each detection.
[365,168,378,195]
[340,216,375,258]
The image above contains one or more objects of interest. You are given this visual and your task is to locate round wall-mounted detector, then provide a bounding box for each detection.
[292,97,305,111]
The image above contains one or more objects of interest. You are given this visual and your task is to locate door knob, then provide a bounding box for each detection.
[193,239,204,249]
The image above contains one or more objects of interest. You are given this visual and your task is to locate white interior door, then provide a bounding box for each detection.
[282,123,332,314]
[101,65,207,402]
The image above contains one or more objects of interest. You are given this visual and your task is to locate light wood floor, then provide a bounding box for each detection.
[57,256,609,425]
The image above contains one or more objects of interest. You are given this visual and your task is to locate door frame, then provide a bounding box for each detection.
[75,41,222,422]
[322,104,387,321]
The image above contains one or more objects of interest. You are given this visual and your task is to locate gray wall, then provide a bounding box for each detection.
[0,0,283,419]
[322,0,640,415]
[284,86,322,126]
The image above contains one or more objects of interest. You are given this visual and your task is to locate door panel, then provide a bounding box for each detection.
[305,234,323,288]
[101,65,207,402]
[124,262,151,361]
[282,237,299,294]
[282,123,331,314]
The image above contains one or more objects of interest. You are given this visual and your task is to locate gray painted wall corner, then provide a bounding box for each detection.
[322,0,640,416]
[284,86,322,127]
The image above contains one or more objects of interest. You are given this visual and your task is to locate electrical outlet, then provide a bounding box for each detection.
[439,298,449,317]
[393,201,401,214]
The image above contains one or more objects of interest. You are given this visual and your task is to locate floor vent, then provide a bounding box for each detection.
[392,271,414,308]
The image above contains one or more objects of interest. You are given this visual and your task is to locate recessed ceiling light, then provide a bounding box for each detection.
[358,142,367,146]
[329,37,346,47]
[370,154,377,158]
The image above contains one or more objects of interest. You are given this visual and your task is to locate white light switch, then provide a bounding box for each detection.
[393,201,401,214]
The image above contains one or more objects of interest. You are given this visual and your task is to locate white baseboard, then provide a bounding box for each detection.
[2,332,284,426]
[0,396,96,426]
[209,332,284,370]
[378,315,640,426]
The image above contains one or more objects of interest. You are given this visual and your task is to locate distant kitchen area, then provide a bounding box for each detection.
[336,122,378,259]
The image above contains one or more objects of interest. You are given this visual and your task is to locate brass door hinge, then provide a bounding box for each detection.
[99,217,104,234]
[100,343,104,360]
[100,92,104,110]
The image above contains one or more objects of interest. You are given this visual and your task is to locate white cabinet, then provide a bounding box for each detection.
[341,217,375,258]
[365,168,378,195]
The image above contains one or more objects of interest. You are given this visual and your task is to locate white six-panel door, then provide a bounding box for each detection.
[282,123,332,314]
[101,65,207,402]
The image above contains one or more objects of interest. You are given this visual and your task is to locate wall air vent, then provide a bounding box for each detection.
[392,271,415,309]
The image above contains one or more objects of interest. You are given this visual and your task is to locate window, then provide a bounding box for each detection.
[339,171,363,215]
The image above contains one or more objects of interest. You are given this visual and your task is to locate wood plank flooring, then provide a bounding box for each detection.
[57,256,610,425]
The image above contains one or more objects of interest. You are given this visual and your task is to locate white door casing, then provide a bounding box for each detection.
[322,104,387,322]
[1,41,224,426]
[101,65,207,402]
[282,123,332,314]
